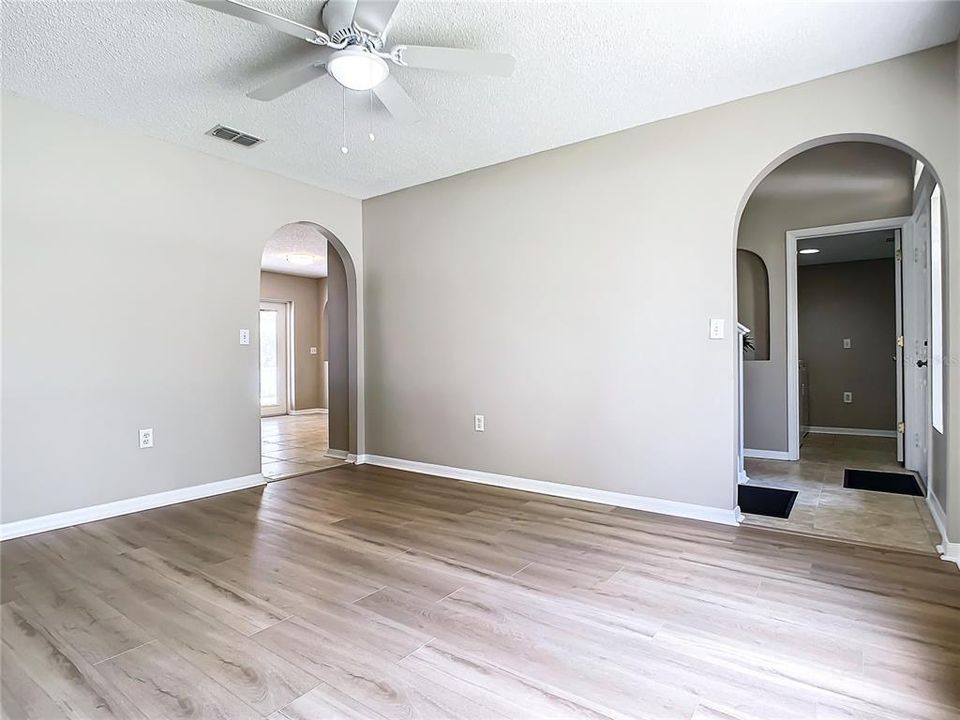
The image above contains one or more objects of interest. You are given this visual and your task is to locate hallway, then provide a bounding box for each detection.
[743,433,942,554]
[261,414,345,480]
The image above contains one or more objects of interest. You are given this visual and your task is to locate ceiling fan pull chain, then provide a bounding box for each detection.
[340,85,349,155]
[368,91,376,142]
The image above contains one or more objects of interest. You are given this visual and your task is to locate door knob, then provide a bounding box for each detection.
[917,360,928,368]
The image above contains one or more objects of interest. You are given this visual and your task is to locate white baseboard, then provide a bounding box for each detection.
[744,448,792,461]
[358,455,740,526]
[926,489,948,546]
[806,426,897,438]
[0,473,266,541]
[288,408,328,416]
[938,542,960,570]
[324,449,349,460]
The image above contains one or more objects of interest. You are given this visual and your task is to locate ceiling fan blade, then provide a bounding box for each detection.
[352,0,400,35]
[373,76,421,124]
[393,45,515,77]
[247,62,329,101]
[186,0,329,44]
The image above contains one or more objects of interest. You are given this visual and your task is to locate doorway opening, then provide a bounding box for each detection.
[258,222,353,480]
[735,140,945,554]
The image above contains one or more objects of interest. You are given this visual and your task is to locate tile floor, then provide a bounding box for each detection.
[261,413,346,480]
[743,433,942,554]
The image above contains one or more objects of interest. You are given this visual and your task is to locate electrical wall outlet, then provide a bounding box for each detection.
[310,347,318,355]
[842,338,852,349]
[474,414,485,432]
[843,392,853,404]
[139,428,154,449]
[709,319,725,339]
[239,329,250,345]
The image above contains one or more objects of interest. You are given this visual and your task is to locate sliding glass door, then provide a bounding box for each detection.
[259,300,289,417]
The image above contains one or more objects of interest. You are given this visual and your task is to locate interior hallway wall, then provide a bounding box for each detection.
[798,259,897,431]
[326,245,350,453]
[260,271,328,411]
[363,44,958,516]
[738,142,914,452]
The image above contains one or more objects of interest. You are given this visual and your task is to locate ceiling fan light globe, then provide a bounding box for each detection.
[327,48,389,91]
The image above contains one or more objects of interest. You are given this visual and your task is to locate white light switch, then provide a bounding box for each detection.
[842,338,852,349]
[843,392,853,404]
[310,347,318,355]
[709,319,725,340]
[474,414,485,432]
[239,329,250,345]
[139,428,154,449]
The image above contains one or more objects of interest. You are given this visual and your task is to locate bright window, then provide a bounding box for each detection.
[931,184,943,432]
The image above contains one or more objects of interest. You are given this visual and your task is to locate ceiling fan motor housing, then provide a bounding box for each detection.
[321,0,383,49]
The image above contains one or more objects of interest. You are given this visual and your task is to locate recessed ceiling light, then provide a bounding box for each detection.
[286,253,318,265]
[799,248,820,255]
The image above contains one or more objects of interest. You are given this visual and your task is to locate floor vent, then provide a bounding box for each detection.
[206,125,264,148]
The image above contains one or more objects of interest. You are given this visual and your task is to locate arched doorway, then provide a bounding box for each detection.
[734,136,949,555]
[258,222,360,480]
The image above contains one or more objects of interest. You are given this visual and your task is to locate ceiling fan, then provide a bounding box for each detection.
[186,0,516,123]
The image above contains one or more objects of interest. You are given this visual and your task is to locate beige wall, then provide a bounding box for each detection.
[260,271,328,411]
[738,142,914,451]
[798,259,897,430]
[327,248,350,452]
[1,94,363,525]
[363,44,958,515]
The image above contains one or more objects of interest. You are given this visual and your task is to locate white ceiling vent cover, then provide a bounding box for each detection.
[206,125,264,148]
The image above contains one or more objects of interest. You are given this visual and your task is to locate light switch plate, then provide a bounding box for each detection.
[239,329,250,346]
[474,414,485,432]
[843,392,853,404]
[843,338,852,349]
[709,319,725,340]
[310,347,318,355]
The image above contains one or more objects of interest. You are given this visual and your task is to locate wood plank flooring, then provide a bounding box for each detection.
[2,464,960,719]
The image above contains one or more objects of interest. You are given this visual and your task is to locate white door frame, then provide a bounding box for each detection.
[785,216,911,461]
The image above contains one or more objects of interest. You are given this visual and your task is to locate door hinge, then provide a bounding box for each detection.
[896,249,902,262]
[897,421,906,434]
[897,335,904,347]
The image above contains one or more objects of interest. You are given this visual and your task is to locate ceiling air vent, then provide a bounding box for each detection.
[206,125,264,148]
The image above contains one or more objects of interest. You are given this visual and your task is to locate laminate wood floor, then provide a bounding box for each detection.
[3,464,959,719]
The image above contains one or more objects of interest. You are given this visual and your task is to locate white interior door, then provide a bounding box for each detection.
[259,301,289,417]
[903,206,930,483]
[894,228,904,463]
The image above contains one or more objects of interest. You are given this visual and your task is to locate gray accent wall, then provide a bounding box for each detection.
[260,271,328,411]
[738,143,914,452]
[798,259,897,431]
[362,45,958,514]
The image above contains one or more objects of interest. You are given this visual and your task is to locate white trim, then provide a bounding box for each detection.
[785,217,912,463]
[0,473,266,541]
[743,448,792,460]
[358,455,740,526]
[938,543,960,570]
[805,426,898,438]
[289,408,328,416]
[926,489,948,546]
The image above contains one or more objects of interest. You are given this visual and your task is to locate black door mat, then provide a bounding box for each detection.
[738,485,798,519]
[843,469,923,496]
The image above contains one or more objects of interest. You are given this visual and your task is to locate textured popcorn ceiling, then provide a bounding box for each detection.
[261,222,329,277]
[3,1,959,199]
